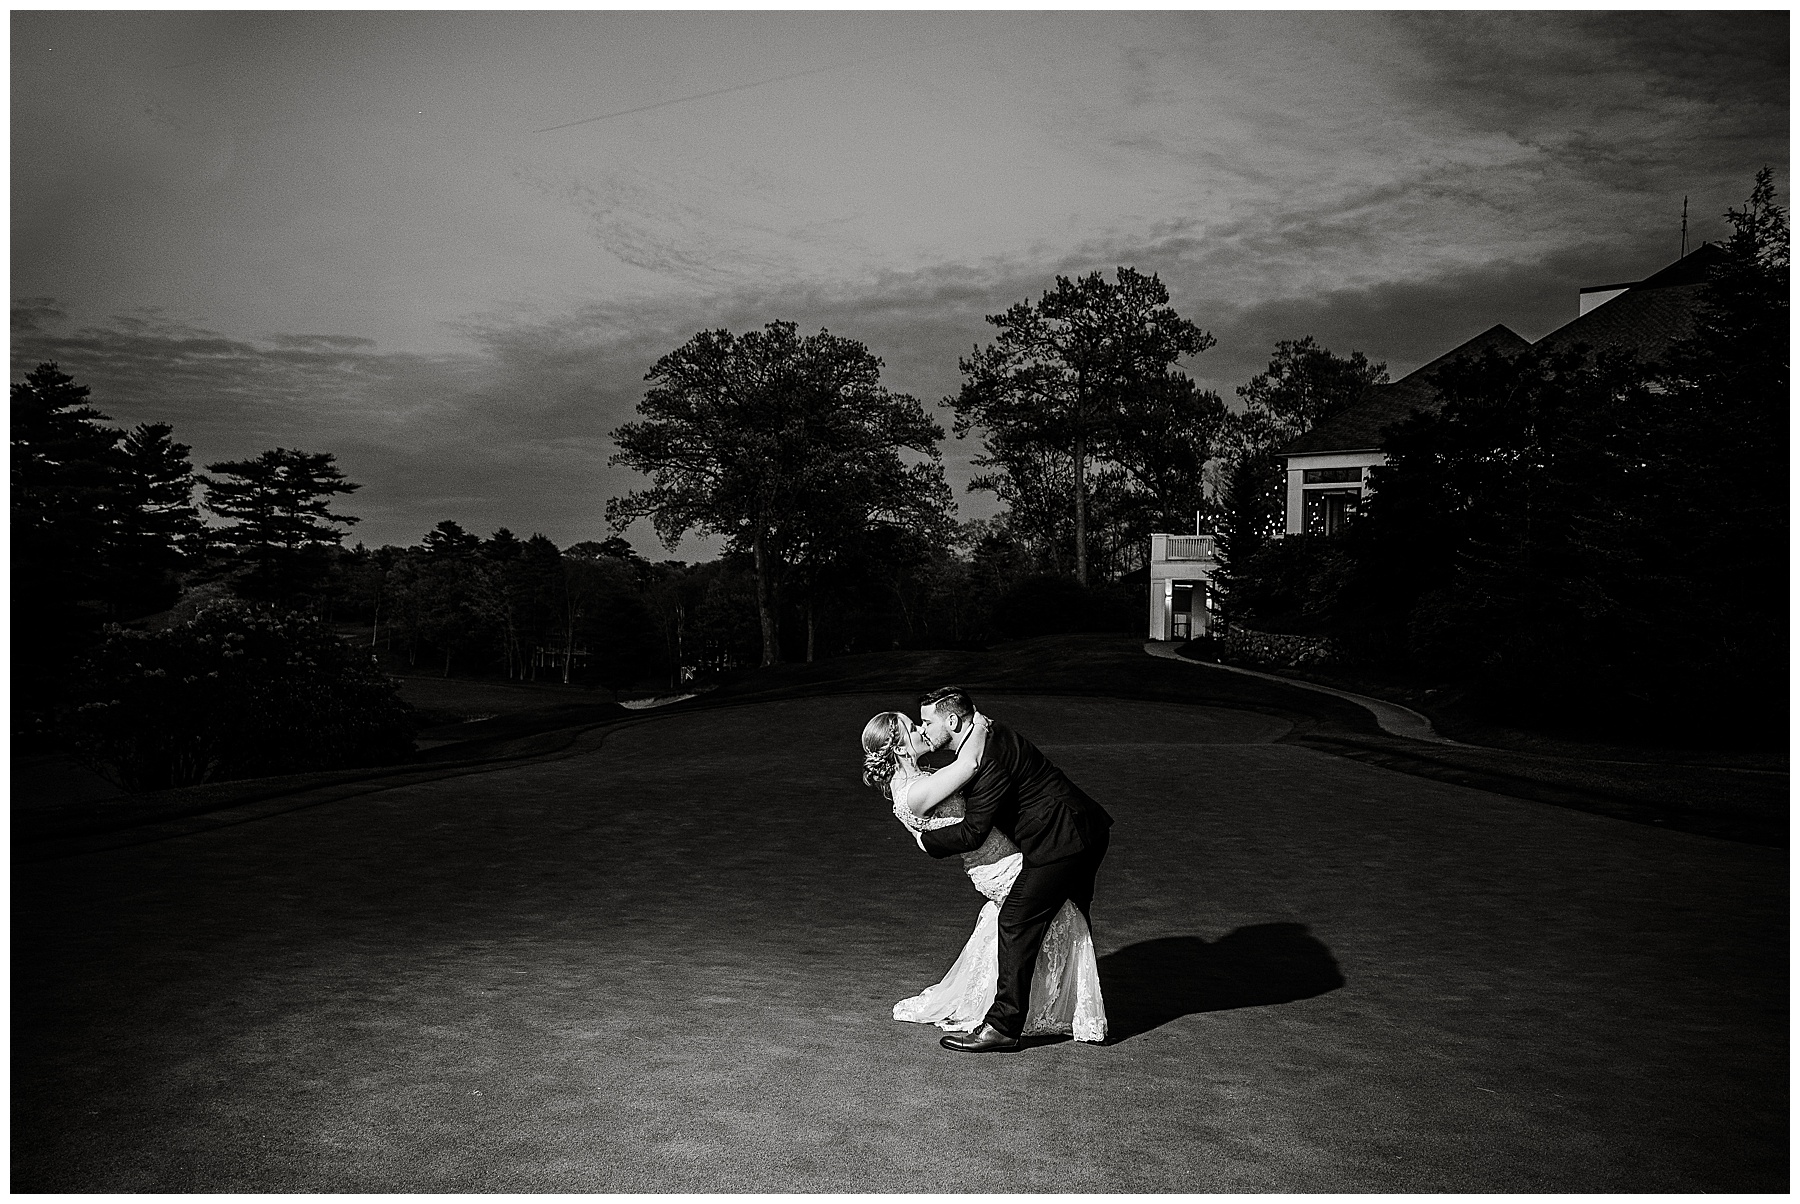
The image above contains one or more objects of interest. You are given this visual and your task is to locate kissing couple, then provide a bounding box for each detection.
[861,685,1112,1050]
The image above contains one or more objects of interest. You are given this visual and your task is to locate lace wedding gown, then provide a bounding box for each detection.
[889,777,1107,1043]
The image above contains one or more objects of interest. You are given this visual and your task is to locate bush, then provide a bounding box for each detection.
[69,601,415,791]
[994,575,1144,640]
[1175,635,1221,662]
[1219,534,1356,636]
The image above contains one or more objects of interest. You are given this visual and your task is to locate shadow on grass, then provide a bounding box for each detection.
[1097,923,1344,1044]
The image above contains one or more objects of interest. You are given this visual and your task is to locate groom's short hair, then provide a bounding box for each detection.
[918,685,974,721]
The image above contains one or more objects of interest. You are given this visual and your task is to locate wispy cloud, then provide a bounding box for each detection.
[10,11,1784,556]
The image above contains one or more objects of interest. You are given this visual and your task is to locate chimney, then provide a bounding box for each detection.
[1579,279,1641,317]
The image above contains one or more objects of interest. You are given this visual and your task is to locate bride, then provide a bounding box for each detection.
[861,710,1106,1043]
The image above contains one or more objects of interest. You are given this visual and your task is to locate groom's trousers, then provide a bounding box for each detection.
[986,828,1109,1038]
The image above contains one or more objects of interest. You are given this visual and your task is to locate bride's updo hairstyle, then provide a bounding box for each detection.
[860,711,905,797]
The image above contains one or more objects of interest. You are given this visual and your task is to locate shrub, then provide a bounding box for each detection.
[994,575,1144,640]
[69,601,415,791]
[1175,635,1222,663]
[1219,534,1356,636]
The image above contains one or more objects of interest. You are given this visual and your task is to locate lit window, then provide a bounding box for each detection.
[1303,488,1360,536]
[1302,467,1363,484]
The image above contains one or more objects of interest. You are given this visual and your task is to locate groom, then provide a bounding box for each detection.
[914,685,1113,1052]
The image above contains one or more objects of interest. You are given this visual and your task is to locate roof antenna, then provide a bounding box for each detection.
[1681,195,1689,259]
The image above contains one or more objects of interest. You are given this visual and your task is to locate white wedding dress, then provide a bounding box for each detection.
[889,777,1107,1043]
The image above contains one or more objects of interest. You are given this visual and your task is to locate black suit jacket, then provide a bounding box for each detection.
[919,718,1112,866]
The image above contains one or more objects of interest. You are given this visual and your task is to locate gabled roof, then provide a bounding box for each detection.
[1279,323,1530,456]
[1279,244,1723,459]
[1532,241,1721,363]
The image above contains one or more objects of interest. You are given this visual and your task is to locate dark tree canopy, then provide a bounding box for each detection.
[1106,371,1231,541]
[608,321,949,666]
[201,448,360,604]
[107,421,203,616]
[948,267,1214,583]
[69,601,413,791]
[420,519,482,560]
[1222,172,1788,743]
[12,366,211,709]
[12,363,121,608]
[1233,336,1389,450]
[1217,338,1388,583]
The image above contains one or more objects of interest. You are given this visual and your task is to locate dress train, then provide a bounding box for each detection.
[892,854,1107,1043]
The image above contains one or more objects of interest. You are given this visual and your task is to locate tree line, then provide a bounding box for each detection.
[14,264,1375,709]
[604,275,1242,668]
[17,170,1783,787]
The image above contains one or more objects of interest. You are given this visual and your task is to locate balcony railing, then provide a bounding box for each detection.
[1162,535,1216,562]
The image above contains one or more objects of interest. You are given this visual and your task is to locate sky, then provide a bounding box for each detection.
[11,9,1789,559]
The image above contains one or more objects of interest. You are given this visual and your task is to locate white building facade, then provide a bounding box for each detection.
[1146,532,1219,641]
[1281,450,1385,536]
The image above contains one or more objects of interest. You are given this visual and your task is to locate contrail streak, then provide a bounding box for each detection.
[534,54,896,134]
[531,19,1046,135]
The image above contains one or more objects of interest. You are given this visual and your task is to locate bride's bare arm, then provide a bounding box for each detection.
[902,713,991,816]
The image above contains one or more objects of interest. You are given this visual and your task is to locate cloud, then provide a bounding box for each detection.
[10,306,646,550]
[11,297,68,334]
[1391,12,1788,181]
[7,188,1731,560]
[7,12,1771,568]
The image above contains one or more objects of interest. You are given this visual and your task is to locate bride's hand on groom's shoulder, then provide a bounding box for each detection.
[965,711,992,760]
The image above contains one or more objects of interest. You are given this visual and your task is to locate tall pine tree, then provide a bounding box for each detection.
[106,422,203,617]
[200,448,360,606]
[12,363,121,618]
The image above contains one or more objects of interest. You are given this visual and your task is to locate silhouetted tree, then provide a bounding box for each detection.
[480,528,527,677]
[609,321,949,666]
[1247,173,1789,741]
[409,520,501,676]
[1216,338,1388,588]
[200,448,360,606]
[563,545,665,691]
[1106,371,1231,545]
[948,268,1214,583]
[105,421,203,617]
[12,364,121,657]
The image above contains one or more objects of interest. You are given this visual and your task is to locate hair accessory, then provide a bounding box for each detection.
[860,723,902,794]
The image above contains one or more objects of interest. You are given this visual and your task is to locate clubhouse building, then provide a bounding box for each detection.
[1277,245,1722,537]
[1145,244,1722,640]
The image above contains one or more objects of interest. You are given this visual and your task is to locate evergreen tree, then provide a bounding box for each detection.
[407,520,500,676]
[481,528,527,677]
[512,535,558,677]
[420,518,482,560]
[1105,371,1230,544]
[12,363,125,714]
[12,363,122,614]
[200,448,360,605]
[105,421,203,617]
[1602,168,1788,731]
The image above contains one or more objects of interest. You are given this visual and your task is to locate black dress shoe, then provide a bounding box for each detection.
[940,1023,1020,1052]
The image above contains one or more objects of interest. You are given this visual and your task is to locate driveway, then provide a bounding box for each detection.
[12,693,1785,1191]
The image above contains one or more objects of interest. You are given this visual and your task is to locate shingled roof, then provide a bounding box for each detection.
[1279,243,1723,458]
[1280,322,1530,455]
[1532,241,1720,362]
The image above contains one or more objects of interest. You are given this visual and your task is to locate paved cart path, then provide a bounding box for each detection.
[12,694,1786,1192]
[1145,640,1458,743]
